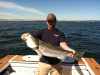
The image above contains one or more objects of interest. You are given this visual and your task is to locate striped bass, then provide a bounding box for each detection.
[21,32,85,62]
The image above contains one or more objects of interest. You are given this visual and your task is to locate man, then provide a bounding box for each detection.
[21,13,76,75]
[33,13,76,75]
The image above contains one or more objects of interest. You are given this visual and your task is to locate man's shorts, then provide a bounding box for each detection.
[36,62,62,75]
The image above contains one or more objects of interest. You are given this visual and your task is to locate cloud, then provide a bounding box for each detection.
[0,12,19,16]
[0,12,27,19]
[0,1,46,15]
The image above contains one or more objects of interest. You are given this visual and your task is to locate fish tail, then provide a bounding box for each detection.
[74,52,85,62]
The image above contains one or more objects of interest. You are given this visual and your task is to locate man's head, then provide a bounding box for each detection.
[46,13,57,30]
[46,13,57,22]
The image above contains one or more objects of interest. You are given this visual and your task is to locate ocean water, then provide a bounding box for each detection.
[0,21,100,64]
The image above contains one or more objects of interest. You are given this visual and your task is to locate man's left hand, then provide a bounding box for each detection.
[67,50,76,58]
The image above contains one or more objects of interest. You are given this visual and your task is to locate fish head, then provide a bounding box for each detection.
[21,33,30,41]
[22,33,39,49]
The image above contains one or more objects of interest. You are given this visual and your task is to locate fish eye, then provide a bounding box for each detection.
[25,34,29,37]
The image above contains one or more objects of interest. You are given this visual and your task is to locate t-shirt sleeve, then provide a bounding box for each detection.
[59,32,65,44]
[33,30,42,39]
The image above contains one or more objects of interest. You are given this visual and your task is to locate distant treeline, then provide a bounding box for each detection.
[0,19,99,22]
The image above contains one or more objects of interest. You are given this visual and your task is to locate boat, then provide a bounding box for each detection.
[0,55,100,75]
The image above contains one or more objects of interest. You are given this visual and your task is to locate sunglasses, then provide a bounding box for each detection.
[47,20,55,22]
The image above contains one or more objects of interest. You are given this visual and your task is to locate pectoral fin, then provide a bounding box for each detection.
[57,57,66,61]
[35,50,42,58]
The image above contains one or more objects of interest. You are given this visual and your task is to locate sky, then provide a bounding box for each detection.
[0,0,100,20]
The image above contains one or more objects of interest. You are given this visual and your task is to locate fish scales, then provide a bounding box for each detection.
[39,42,55,56]
[39,41,68,55]
[39,41,69,57]
[39,42,52,53]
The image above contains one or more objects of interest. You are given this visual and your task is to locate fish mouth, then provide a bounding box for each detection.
[23,38,27,41]
[21,33,30,41]
[23,34,31,41]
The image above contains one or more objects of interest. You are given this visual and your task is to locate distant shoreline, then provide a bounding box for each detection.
[0,19,99,21]
[0,20,45,21]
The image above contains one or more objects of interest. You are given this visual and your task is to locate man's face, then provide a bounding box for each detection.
[46,20,56,29]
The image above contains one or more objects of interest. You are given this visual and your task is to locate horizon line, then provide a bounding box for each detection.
[0,19,100,21]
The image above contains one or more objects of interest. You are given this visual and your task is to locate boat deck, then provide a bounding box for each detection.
[0,55,100,75]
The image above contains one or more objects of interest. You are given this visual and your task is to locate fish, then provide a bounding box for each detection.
[21,32,85,62]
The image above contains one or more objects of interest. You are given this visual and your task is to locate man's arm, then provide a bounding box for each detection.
[60,42,76,58]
